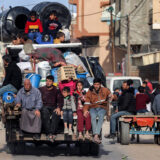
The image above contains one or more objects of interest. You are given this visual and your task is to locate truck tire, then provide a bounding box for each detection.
[6,142,16,154]
[79,143,90,155]
[154,135,158,144]
[89,142,99,156]
[157,136,160,145]
[120,122,130,145]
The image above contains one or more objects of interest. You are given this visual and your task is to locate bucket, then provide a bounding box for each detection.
[37,61,51,78]
[39,78,46,87]
[51,68,58,83]
[3,91,15,103]
[26,74,41,88]
[38,67,51,79]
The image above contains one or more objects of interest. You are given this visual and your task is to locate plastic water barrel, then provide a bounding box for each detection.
[0,6,30,42]
[26,74,41,88]
[2,91,14,103]
[51,68,58,83]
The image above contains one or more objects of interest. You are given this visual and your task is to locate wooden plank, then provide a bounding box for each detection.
[121,115,160,118]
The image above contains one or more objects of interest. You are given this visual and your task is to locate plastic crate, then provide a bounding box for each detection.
[58,66,77,82]
[76,72,88,79]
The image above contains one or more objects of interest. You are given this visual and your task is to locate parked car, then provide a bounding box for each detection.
[106,76,143,93]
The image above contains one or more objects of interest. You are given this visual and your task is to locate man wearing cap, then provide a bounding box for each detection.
[83,78,117,144]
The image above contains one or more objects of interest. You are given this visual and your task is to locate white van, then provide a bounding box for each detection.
[106,76,143,93]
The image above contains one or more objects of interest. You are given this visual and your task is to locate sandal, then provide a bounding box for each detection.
[78,134,84,141]
[93,136,101,144]
[84,133,91,141]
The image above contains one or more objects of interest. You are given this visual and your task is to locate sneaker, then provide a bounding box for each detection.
[64,128,68,134]
[33,134,40,140]
[52,135,57,141]
[104,133,116,139]
[68,129,73,135]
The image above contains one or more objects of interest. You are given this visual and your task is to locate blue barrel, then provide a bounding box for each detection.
[26,74,41,88]
[51,68,58,83]
[76,72,88,79]
[3,91,14,103]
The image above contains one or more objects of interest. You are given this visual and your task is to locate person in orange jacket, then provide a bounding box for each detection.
[25,11,43,42]
[83,78,117,144]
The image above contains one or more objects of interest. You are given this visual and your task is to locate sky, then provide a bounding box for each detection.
[0,0,70,10]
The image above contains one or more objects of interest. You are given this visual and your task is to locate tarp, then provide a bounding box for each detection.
[64,52,89,74]
[31,48,66,65]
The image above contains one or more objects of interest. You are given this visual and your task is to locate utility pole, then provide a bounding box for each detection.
[127,15,131,76]
[109,7,116,73]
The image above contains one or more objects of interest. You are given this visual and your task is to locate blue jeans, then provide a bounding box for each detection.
[137,109,148,113]
[63,109,73,124]
[110,111,132,134]
[0,84,17,97]
[28,32,41,42]
[90,107,106,135]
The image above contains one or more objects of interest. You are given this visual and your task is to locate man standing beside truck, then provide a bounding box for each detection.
[105,81,136,139]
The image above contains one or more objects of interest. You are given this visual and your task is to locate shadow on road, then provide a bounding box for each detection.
[0,143,112,157]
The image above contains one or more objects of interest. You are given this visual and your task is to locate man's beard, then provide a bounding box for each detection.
[46,85,53,88]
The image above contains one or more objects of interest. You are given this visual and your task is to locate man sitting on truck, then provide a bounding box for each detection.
[39,75,63,141]
[0,55,22,96]
[83,78,117,144]
[15,79,42,139]
[105,81,136,139]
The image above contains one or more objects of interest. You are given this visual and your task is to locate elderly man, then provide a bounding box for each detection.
[16,79,42,138]
[39,75,63,141]
[83,78,117,144]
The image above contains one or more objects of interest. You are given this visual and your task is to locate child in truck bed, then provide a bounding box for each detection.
[61,87,77,135]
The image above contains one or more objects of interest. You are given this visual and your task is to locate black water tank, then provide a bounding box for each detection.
[32,2,71,29]
[0,6,30,42]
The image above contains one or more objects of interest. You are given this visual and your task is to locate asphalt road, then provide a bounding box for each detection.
[0,121,160,160]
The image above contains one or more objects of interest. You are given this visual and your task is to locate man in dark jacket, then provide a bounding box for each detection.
[39,75,63,141]
[105,81,136,139]
[44,11,62,39]
[0,55,22,96]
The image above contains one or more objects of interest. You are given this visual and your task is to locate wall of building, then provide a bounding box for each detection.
[69,0,126,73]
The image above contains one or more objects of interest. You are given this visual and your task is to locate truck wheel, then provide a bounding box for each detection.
[157,136,160,145]
[137,134,140,143]
[120,122,130,145]
[6,142,16,154]
[16,142,25,154]
[79,143,90,155]
[154,135,158,144]
[89,142,99,156]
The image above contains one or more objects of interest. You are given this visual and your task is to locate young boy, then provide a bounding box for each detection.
[25,11,43,42]
[54,32,65,44]
[136,86,150,113]
[61,87,76,135]
[44,11,62,39]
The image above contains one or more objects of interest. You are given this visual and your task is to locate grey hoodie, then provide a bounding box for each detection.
[62,96,76,112]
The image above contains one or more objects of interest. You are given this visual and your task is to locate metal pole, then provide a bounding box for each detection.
[127,15,131,76]
[84,42,94,77]
[110,10,116,73]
